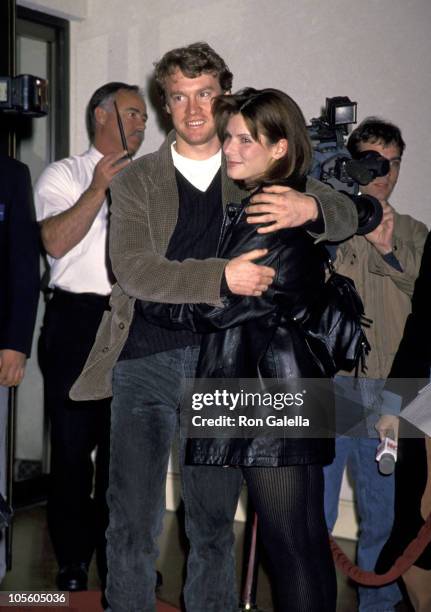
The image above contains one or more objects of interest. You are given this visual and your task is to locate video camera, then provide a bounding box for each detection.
[0,74,48,117]
[308,97,387,234]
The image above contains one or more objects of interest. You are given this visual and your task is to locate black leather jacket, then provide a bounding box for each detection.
[141,186,334,467]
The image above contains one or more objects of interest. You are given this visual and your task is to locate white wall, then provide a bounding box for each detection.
[64,0,431,225]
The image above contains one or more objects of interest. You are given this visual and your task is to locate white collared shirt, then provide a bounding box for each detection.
[34,146,112,295]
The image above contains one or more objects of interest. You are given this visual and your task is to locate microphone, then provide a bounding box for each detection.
[376,429,397,475]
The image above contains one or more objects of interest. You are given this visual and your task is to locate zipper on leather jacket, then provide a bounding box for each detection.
[216,201,244,256]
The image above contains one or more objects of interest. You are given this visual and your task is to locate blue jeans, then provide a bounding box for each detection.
[324,376,401,612]
[106,348,243,612]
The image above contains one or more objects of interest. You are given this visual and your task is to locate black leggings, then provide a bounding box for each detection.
[242,464,336,612]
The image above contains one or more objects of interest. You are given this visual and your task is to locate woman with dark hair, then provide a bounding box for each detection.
[141,88,336,611]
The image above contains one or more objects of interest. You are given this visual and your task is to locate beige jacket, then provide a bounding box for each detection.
[335,211,428,379]
[71,133,358,401]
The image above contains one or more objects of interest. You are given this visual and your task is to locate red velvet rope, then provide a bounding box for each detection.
[330,514,431,585]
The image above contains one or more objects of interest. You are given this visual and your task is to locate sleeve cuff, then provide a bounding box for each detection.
[220,272,233,297]
[304,195,324,234]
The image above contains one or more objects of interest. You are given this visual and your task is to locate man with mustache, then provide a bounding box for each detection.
[35,82,147,593]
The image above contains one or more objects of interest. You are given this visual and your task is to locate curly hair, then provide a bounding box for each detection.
[154,42,233,106]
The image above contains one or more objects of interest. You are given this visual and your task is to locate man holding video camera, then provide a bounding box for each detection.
[34,82,147,592]
[323,117,428,612]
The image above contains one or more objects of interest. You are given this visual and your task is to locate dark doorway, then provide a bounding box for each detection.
[15,6,69,175]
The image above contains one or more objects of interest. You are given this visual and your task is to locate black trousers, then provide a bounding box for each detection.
[39,289,111,581]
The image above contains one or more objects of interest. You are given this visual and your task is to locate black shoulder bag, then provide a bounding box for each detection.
[295,259,371,377]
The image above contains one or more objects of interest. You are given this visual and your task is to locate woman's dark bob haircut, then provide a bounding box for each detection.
[213,87,312,186]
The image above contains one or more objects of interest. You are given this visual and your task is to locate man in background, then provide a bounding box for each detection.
[34,82,147,592]
[324,117,428,612]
